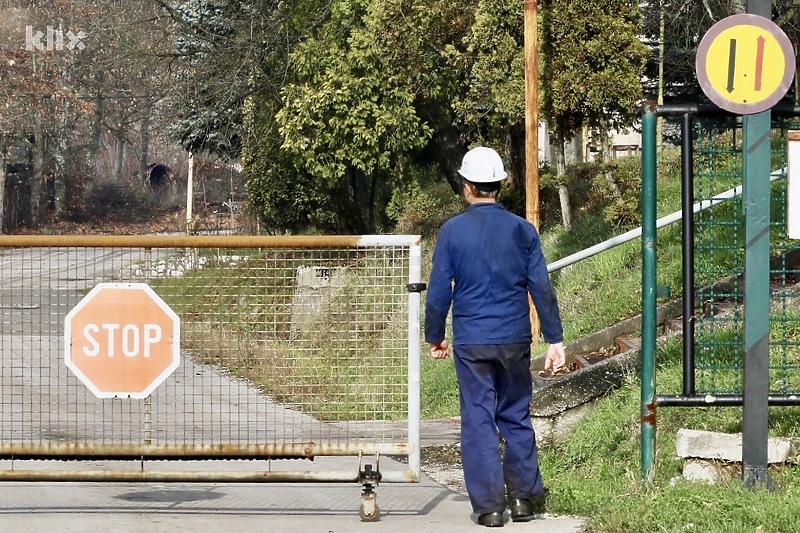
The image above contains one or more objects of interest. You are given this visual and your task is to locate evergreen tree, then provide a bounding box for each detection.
[540,0,648,229]
[166,0,251,158]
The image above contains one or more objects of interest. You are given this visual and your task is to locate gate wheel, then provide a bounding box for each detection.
[357,460,382,522]
[359,488,380,522]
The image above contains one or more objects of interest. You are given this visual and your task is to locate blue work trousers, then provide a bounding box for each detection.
[454,343,544,514]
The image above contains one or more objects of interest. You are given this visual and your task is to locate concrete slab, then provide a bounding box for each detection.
[676,428,795,464]
[0,463,587,532]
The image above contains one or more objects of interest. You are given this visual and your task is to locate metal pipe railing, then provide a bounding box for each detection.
[0,234,421,249]
[547,168,785,274]
[637,113,782,484]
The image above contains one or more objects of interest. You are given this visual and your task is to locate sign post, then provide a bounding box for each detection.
[696,9,795,489]
[65,283,180,399]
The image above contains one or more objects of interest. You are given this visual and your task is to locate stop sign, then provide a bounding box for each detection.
[65,283,180,399]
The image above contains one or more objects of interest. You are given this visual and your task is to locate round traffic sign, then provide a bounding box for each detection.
[65,283,180,399]
[696,14,796,114]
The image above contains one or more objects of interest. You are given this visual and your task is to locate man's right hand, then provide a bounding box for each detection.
[429,340,450,359]
[544,342,566,374]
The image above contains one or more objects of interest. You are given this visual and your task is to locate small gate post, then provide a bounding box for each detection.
[640,109,657,484]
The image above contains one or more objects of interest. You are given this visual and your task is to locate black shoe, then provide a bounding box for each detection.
[509,497,537,522]
[477,511,504,527]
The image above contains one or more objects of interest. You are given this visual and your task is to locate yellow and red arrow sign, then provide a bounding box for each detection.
[696,14,796,115]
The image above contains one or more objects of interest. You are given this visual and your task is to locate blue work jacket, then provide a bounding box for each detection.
[425,202,563,346]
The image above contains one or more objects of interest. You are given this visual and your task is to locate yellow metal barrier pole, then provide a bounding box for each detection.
[0,235,368,249]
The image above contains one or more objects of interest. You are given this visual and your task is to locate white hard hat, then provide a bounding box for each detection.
[458,147,507,183]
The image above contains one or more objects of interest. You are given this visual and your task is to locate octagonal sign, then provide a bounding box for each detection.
[65,283,180,399]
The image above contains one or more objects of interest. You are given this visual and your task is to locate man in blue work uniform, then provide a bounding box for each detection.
[425,146,566,528]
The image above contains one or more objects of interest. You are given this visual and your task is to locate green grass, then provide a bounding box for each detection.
[540,337,800,532]
[537,148,687,344]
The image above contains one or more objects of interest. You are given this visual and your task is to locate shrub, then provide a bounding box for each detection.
[81,181,158,223]
[386,171,463,238]
[598,157,641,228]
[540,158,641,231]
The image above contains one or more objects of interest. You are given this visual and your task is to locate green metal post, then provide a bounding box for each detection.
[741,0,774,490]
[640,110,657,484]
[742,110,773,489]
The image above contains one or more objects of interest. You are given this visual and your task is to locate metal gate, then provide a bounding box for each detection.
[645,106,800,407]
[0,234,422,520]
[640,105,800,483]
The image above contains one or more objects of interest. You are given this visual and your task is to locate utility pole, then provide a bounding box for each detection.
[524,0,540,230]
[741,0,773,491]
[524,0,542,339]
[656,0,665,149]
[186,152,195,235]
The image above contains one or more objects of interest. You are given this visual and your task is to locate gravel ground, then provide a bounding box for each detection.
[420,444,467,496]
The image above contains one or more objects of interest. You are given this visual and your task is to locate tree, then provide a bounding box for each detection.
[276,0,433,232]
[0,4,86,227]
[244,0,458,232]
[641,0,800,108]
[241,0,346,232]
[245,0,515,232]
[167,0,652,234]
[447,0,528,193]
[0,1,179,229]
[160,0,250,159]
[541,0,648,230]
[350,0,478,195]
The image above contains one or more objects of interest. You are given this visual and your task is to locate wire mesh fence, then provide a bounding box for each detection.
[693,117,800,396]
[0,235,422,482]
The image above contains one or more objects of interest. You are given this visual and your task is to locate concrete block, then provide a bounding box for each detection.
[682,459,739,484]
[676,429,795,464]
[290,266,347,334]
[533,401,599,447]
[531,416,555,447]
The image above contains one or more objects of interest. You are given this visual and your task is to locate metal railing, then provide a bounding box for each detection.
[640,105,800,485]
[547,170,783,274]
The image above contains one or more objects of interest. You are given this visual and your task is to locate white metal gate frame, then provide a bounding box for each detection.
[0,234,422,519]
